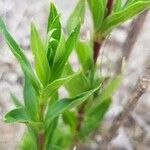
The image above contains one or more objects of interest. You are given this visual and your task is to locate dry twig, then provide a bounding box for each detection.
[100,67,150,149]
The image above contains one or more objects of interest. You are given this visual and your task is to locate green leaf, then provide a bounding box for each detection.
[53,33,66,66]
[66,0,85,34]
[45,145,63,150]
[88,0,106,30]
[65,73,90,97]
[91,75,121,111]
[62,111,77,133]
[18,129,37,150]
[123,0,135,8]
[45,93,59,149]
[45,29,56,51]
[45,117,58,149]
[0,17,40,93]
[42,73,78,100]
[79,76,121,137]
[113,0,122,12]
[45,85,100,126]
[48,14,61,43]
[100,1,150,36]
[30,23,51,86]
[4,107,30,123]
[10,93,23,107]
[21,62,41,93]
[79,98,111,138]
[0,18,31,69]
[76,40,93,71]
[63,63,90,96]
[47,3,60,34]
[24,75,38,121]
[47,2,57,29]
[47,3,61,66]
[50,127,73,148]
[47,15,61,65]
[65,25,80,58]
[51,25,80,80]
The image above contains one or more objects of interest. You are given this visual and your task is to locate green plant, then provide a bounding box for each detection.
[0,0,150,149]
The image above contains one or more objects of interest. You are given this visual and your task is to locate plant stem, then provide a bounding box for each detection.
[39,103,45,121]
[37,131,45,150]
[37,102,45,150]
[107,0,114,15]
[93,39,104,64]
[72,30,105,148]
[76,102,86,132]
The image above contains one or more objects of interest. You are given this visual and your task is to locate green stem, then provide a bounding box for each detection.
[37,102,45,150]
[76,102,86,132]
[37,130,44,150]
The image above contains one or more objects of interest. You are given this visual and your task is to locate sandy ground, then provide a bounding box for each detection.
[0,0,150,150]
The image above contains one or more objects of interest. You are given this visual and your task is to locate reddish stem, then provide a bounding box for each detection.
[93,40,104,64]
[37,131,44,150]
[107,0,114,15]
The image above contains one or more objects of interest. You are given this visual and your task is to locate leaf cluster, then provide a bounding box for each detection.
[1,0,150,149]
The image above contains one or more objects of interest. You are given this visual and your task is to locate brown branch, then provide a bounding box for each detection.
[100,68,150,149]
[115,10,149,75]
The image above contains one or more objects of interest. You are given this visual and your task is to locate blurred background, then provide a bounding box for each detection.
[0,0,150,149]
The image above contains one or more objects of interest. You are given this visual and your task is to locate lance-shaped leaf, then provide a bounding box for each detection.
[47,14,61,43]
[24,75,38,121]
[51,25,80,80]
[4,107,30,123]
[45,117,58,149]
[47,2,60,35]
[44,93,59,149]
[30,23,51,86]
[66,0,85,34]
[123,0,135,8]
[45,145,63,150]
[113,0,122,12]
[10,93,23,107]
[88,0,106,30]
[0,18,31,69]
[93,75,121,107]
[79,76,121,137]
[42,73,78,100]
[100,0,150,36]
[47,15,61,66]
[19,129,37,150]
[45,85,100,126]
[76,40,93,71]
[62,111,77,133]
[47,3,61,65]
[63,63,90,96]
[52,34,66,66]
[64,24,80,59]
[0,17,40,92]
[79,98,111,138]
